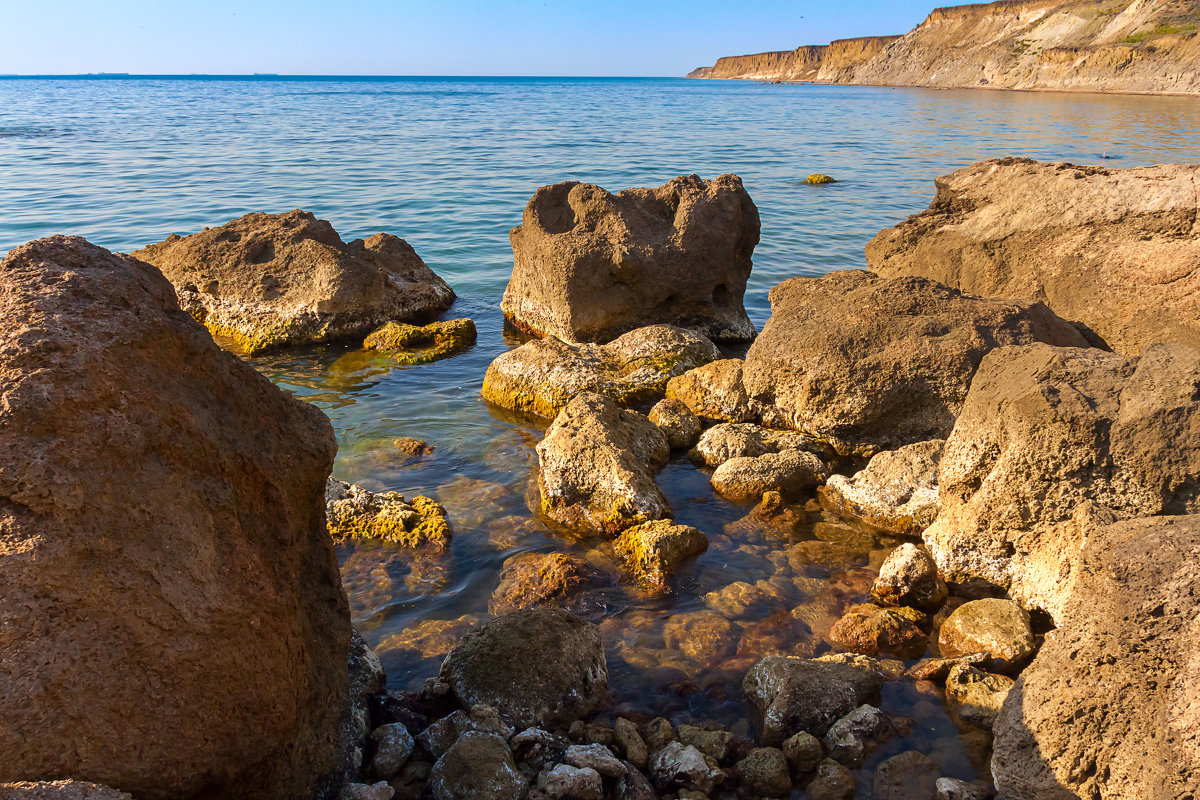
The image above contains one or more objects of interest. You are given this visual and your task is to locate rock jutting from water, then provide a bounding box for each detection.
[611,519,709,594]
[743,653,887,745]
[132,209,455,354]
[363,318,477,365]
[326,477,452,548]
[0,237,351,798]
[502,174,760,343]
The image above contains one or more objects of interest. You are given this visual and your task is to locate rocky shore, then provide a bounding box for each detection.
[3,159,1198,800]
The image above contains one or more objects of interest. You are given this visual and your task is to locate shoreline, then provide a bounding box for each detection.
[688,76,1200,99]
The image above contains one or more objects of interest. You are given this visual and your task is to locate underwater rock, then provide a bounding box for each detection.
[872,750,939,800]
[612,519,708,595]
[489,551,602,615]
[662,611,741,670]
[377,616,481,662]
[363,318,476,365]
[326,477,451,548]
[829,603,928,659]
[820,440,943,535]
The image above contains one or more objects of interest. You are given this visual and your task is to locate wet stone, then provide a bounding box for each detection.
[822,705,889,768]
[806,759,856,800]
[368,723,415,780]
[736,747,791,797]
[937,598,1035,673]
[782,731,823,773]
[676,725,734,762]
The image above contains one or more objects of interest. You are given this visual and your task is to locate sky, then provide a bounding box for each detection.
[0,1,937,76]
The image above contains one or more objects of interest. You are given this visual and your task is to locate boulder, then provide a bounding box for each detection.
[922,342,1200,619]
[820,440,943,535]
[992,515,1200,799]
[935,779,993,800]
[502,174,759,343]
[710,449,828,502]
[536,393,670,536]
[743,653,886,744]
[666,358,783,425]
[612,519,708,594]
[781,731,823,773]
[438,608,608,729]
[363,318,476,365]
[648,743,722,794]
[133,210,454,354]
[428,732,525,800]
[0,237,350,797]
[944,664,1013,730]
[647,398,702,450]
[937,599,1034,674]
[326,477,451,548]
[829,604,928,659]
[489,551,601,615]
[740,270,1088,455]
[340,784,394,800]
[690,422,827,468]
[482,325,720,418]
[867,158,1200,357]
[870,543,947,612]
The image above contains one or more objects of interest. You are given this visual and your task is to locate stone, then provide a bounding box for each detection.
[393,436,436,460]
[368,723,416,780]
[709,450,829,502]
[489,551,601,615]
[363,318,476,365]
[992,515,1200,799]
[439,608,608,729]
[805,174,836,184]
[821,440,943,535]
[482,325,720,418]
[612,519,708,594]
[417,711,473,761]
[806,759,855,800]
[821,705,889,768]
[564,744,626,778]
[904,652,986,682]
[867,158,1200,357]
[614,718,649,768]
[614,764,657,800]
[502,174,759,343]
[937,599,1034,674]
[648,398,702,450]
[690,422,826,468]
[829,603,928,659]
[922,342,1200,620]
[428,731,526,800]
[0,783,134,800]
[870,543,947,611]
[377,615,480,662]
[740,270,1088,455]
[536,393,670,535]
[662,611,740,669]
[326,477,451,547]
[347,628,387,749]
[736,748,791,797]
[675,726,734,762]
[944,664,1013,730]
[511,728,570,769]
[872,751,939,800]
[781,731,823,772]
[743,653,886,744]
[666,359,782,425]
[340,782,395,800]
[935,778,993,800]
[537,764,603,800]
[0,237,350,797]
[642,718,676,753]
[648,743,722,794]
[133,210,454,354]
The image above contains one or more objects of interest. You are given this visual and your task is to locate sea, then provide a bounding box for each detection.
[3,75,1199,790]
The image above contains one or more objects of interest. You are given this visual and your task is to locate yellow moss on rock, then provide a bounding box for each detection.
[363,318,477,365]
[326,478,452,549]
[804,174,837,185]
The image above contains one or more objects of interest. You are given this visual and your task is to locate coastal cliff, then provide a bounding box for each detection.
[689,0,1200,94]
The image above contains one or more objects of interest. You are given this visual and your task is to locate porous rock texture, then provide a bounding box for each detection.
[923,342,1200,620]
[869,158,1200,357]
[743,653,887,745]
[741,270,1088,455]
[0,237,350,798]
[820,440,944,535]
[666,358,784,426]
[992,515,1200,799]
[326,477,451,548]
[612,519,709,594]
[502,174,759,343]
[133,209,454,354]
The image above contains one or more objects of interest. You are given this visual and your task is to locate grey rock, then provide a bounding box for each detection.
[368,723,415,780]
[781,730,823,772]
[822,705,889,768]
[537,764,603,800]
[743,654,886,744]
[648,743,722,794]
[564,743,625,778]
[614,718,649,769]
[806,759,856,800]
[340,782,395,800]
[736,747,791,797]
[428,731,526,800]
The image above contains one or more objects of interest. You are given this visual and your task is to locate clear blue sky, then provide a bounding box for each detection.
[1,1,936,76]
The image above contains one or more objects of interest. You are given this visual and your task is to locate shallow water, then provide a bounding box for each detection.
[4,76,1199,789]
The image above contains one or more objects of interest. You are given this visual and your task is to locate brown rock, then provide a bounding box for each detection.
[870,543,947,612]
[666,359,783,425]
[829,603,928,659]
[489,551,602,615]
[743,653,886,744]
[662,611,740,669]
[0,783,132,800]
[872,750,939,800]
[710,450,829,502]
[820,440,943,535]
[937,599,1034,674]
[133,210,454,354]
[612,519,708,594]
[944,663,1013,730]
[690,422,827,468]
[502,174,759,343]
[363,318,476,365]
[0,237,349,797]
[648,398,702,450]
[326,477,451,548]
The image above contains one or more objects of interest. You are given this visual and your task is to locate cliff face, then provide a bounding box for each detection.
[689,0,1200,94]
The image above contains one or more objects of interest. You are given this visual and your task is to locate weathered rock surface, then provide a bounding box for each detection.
[737,747,791,796]
[326,477,451,548]
[710,449,829,502]
[870,543,947,612]
[922,342,1200,619]
[439,608,608,729]
[428,732,525,800]
[662,610,740,669]
[938,599,1034,674]
[945,664,1013,730]
[483,324,719,418]
[489,551,601,615]
[782,731,823,773]
[869,159,1200,356]
[822,705,889,768]
[502,174,759,343]
[992,514,1200,799]
[537,393,670,535]
[612,519,708,594]
[821,440,943,535]
[806,759,856,800]
[133,210,454,354]
[666,358,783,425]
[829,603,928,659]
[872,750,939,800]
[743,653,886,744]
[363,318,476,365]
[648,743,722,794]
[648,398,702,450]
[690,422,826,468]
[0,237,350,798]
[741,270,1088,455]
[676,725,734,761]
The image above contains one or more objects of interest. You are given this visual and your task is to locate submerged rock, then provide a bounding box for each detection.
[489,551,602,615]
[820,440,943,535]
[502,174,759,343]
[829,603,928,659]
[612,519,708,594]
[690,422,827,468]
[648,398,702,450]
[0,783,133,800]
[937,599,1034,674]
[133,210,454,354]
[326,477,451,548]
[710,449,829,502]
[0,237,350,797]
[872,751,939,800]
[743,653,886,744]
[662,610,740,669]
[363,318,476,365]
[482,324,719,418]
[870,543,947,612]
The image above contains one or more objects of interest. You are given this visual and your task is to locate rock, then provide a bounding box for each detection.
[935,778,993,800]
[428,731,526,800]
[821,705,889,768]
[502,174,759,343]
[904,652,986,682]
[740,270,1089,455]
[537,765,603,800]
[662,611,740,669]
[690,422,827,468]
[829,603,928,659]
[820,440,943,535]
[805,174,836,184]
[394,437,436,458]
[483,325,720,418]
[992,515,1200,799]
[614,719,649,769]
[490,551,601,615]
[743,653,886,744]
[710,450,829,502]
[675,726,734,762]
[363,318,476,365]
[347,628,387,750]
[612,519,708,594]
[133,210,454,354]
[867,158,1200,357]
[648,743,722,794]
[648,398,702,450]
[326,477,451,547]
[0,783,133,800]
[377,615,480,662]
[872,751,939,800]
[870,543,947,611]
[536,393,670,535]
[666,359,783,425]
[736,748,791,796]
[0,237,350,796]
[922,342,1200,620]
[937,599,1034,674]
[340,782,396,800]
[641,718,676,753]
[439,608,608,729]
[944,664,1013,730]
[614,764,657,800]
[417,711,474,760]
[367,723,415,780]
[564,744,626,778]
[806,759,855,800]
[781,731,823,772]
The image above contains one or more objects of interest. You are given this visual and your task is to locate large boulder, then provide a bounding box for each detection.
[536,393,670,535]
[740,270,1088,455]
[133,210,454,354]
[0,237,350,797]
[867,158,1200,357]
[992,515,1200,799]
[502,174,759,343]
[923,342,1200,619]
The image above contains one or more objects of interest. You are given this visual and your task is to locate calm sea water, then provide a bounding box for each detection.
[4,76,1199,790]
